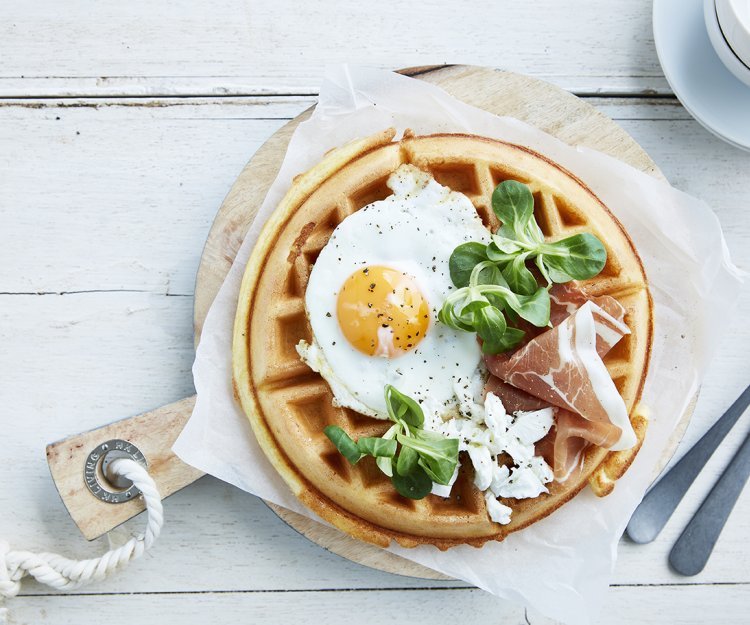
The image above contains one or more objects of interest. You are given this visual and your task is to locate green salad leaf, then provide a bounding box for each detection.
[324,426,364,465]
[324,386,460,500]
[539,233,607,281]
[438,179,607,354]
[357,437,397,458]
[398,430,459,485]
[384,384,424,429]
[395,445,419,476]
[449,242,489,288]
[492,180,535,238]
[391,464,433,499]
[376,424,399,477]
[502,254,538,296]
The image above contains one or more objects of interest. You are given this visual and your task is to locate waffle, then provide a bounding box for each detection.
[232,130,653,549]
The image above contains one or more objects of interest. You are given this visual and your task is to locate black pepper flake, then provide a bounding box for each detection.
[325,312,332,317]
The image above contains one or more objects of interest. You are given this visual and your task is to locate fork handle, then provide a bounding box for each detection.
[626,382,750,543]
[669,430,750,576]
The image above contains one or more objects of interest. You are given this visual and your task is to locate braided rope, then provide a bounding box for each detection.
[0,458,163,621]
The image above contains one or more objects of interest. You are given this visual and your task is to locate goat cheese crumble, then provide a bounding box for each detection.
[424,390,555,525]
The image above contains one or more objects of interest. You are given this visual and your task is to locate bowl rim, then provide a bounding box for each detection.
[715,0,750,67]
[704,0,750,86]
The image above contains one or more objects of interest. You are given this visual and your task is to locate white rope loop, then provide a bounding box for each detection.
[0,458,163,605]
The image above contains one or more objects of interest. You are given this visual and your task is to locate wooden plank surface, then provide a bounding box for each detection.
[1,96,750,625]
[0,0,668,97]
[7,584,750,625]
[2,1,750,619]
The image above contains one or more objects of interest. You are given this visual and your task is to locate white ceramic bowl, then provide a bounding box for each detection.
[716,0,750,67]
[704,0,750,86]
[654,0,750,151]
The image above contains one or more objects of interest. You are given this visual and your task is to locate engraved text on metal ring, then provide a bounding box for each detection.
[84,439,148,504]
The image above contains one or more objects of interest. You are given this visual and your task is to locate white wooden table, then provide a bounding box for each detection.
[2,1,749,623]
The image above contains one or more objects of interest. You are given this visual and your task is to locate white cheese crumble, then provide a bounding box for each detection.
[485,492,513,525]
[425,391,555,525]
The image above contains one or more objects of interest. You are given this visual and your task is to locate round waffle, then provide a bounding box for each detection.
[232,129,653,549]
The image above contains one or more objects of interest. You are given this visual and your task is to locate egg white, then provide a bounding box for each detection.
[297,164,491,420]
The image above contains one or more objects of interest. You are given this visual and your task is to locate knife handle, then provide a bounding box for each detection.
[669,430,750,576]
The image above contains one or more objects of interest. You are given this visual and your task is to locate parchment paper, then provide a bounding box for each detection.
[173,66,741,624]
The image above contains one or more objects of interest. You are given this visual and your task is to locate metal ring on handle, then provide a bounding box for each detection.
[84,439,148,503]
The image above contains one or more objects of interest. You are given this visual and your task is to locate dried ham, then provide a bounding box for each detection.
[484,377,549,413]
[483,284,635,480]
[486,299,635,452]
[545,409,622,480]
[506,283,627,349]
[548,283,627,345]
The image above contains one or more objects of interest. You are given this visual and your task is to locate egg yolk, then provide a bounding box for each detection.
[336,266,430,357]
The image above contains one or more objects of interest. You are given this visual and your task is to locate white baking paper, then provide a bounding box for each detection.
[173,65,742,624]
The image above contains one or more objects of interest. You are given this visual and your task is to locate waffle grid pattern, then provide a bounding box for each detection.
[244,135,651,545]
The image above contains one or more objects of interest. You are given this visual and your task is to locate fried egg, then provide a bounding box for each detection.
[296,164,491,420]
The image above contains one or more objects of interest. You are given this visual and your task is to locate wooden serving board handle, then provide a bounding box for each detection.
[46,395,203,540]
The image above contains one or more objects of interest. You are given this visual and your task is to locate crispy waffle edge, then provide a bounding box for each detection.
[232,129,654,549]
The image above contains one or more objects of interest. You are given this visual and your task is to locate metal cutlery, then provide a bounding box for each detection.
[626,383,750,564]
[669,430,750,575]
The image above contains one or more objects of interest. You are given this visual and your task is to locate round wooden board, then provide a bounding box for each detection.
[193,65,694,580]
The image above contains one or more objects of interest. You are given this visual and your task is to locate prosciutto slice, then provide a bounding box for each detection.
[485,300,636,452]
[548,283,627,345]
[506,283,627,349]
[537,409,623,481]
[484,378,549,413]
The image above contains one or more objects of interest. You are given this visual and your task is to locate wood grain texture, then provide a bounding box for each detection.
[46,396,202,540]
[0,0,669,98]
[5,97,748,296]
[8,584,750,625]
[2,92,750,624]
